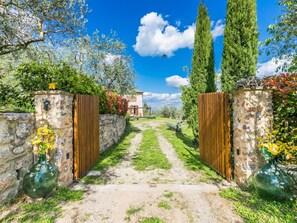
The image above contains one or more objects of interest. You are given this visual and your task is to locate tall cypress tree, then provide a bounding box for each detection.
[206,39,216,92]
[221,0,258,91]
[181,2,215,141]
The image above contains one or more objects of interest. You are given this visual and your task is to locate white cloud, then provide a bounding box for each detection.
[257,58,289,77]
[211,19,225,40]
[143,92,182,108]
[133,12,195,57]
[134,13,226,57]
[166,75,189,88]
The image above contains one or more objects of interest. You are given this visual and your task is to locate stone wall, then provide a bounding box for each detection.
[233,90,273,188]
[100,114,126,153]
[0,92,126,204]
[0,113,34,204]
[34,91,74,187]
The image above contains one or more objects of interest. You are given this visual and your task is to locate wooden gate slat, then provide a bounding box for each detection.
[198,92,231,181]
[74,94,99,180]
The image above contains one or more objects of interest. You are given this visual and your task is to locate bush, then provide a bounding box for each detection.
[2,62,129,115]
[99,91,128,115]
[15,62,102,95]
[0,82,34,112]
[264,73,297,162]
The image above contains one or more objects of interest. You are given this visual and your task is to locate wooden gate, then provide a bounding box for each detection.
[74,94,100,180]
[198,92,231,181]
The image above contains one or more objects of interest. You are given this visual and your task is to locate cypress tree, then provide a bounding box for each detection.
[206,39,216,92]
[181,2,215,141]
[221,0,258,91]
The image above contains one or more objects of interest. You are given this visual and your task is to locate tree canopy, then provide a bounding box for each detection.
[221,0,258,91]
[181,2,215,141]
[263,0,297,72]
[0,0,88,55]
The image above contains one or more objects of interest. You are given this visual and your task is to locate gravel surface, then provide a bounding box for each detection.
[56,120,242,223]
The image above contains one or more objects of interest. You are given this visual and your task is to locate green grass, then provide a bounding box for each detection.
[132,129,172,171]
[125,205,144,221]
[159,124,222,182]
[163,192,174,198]
[158,201,171,210]
[80,124,140,184]
[0,187,84,223]
[220,188,297,223]
[126,206,143,216]
[139,217,166,223]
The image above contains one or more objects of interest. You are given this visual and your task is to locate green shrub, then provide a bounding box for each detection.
[264,73,297,163]
[2,62,129,115]
[15,62,102,95]
[0,82,34,112]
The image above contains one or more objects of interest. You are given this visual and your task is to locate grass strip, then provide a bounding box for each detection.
[80,124,140,184]
[139,217,165,223]
[220,188,297,223]
[0,188,84,223]
[159,124,222,182]
[133,129,172,171]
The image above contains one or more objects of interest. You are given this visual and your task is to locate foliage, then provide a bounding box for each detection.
[258,130,297,162]
[132,129,172,171]
[159,124,222,182]
[0,187,84,223]
[160,106,181,119]
[167,122,182,132]
[31,125,56,155]
[181,2,215,142]
[61,30,136,94]
[80,125,140,184]
[263,73,297,163]
[0,81,34,112]
[220,187,297,223]
[1,61,129,114]
[0,30,136,96]
[143,102,151,116]
[99,91,129,115]
[221,0,258,91]
[262,0,297,72]
[0,0,88,55]
[15,62,102,95]
[206,39,217,92]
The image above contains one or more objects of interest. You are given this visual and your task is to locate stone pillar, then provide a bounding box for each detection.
[233,90,273,188]
[34,91,74,186]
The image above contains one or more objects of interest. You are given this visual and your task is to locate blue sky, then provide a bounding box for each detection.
[86,0,282,108]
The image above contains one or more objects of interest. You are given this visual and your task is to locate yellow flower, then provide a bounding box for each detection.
[32,125,56,155]
[264,143,280,156]
[37,126,50,136]
[31,136,42,145]
[48,83,57,90]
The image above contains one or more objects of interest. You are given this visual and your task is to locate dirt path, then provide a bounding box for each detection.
[57,120,242,223]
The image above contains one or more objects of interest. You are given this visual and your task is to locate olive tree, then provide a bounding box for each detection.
[0,0,88,55]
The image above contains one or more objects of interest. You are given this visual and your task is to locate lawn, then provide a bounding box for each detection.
[0,188,84,223]
[132,129,172,171]
[220,188,297,223]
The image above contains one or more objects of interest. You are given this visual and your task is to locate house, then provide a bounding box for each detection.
[126,90,144,117]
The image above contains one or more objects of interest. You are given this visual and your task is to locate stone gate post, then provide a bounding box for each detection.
[34,91,74,186]
[232,89,273,188]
